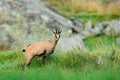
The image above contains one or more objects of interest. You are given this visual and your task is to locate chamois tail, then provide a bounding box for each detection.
[22,44,31,52]
[22,49,26,52]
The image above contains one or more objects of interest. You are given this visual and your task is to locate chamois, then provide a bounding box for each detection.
[22,27,62,67]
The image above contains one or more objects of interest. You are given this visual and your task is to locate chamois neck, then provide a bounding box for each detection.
[51,37,59,45]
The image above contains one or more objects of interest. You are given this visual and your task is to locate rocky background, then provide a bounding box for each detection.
[0,0,120,51]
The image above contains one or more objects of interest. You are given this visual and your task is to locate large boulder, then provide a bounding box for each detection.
[0,0,83,33]
[58,35,86,52]
[0,0,85,51]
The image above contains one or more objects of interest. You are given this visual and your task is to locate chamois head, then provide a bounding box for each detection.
[53,27,62,40]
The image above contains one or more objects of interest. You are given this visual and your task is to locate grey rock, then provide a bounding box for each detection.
[81,21,92,37]
[0,0,84,50]
[0,26,12,50]
[85,21,92,31]
[103,20,120,36]
[95,56,104,65]
[58,35,86,52]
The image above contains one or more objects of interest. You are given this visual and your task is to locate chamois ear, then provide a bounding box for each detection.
[52,29,56,34]
[58,28,62,34]
[58,24,62,34]
[56,23,62,34]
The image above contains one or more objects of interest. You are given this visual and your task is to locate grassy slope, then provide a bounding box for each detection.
[1,1,120,79]
[74,13,120,24]
[0,1,120,80]
[0,35,120,80]
[44,0,120,23]
[59,8,120,24]
[0,67,120,80]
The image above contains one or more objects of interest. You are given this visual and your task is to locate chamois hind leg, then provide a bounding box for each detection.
[41,50,47,64]
[46,51,54,63]
[22,55,34,70]
[46,55,51,63]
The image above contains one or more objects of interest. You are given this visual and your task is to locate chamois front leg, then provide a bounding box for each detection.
[42,56,47,64]
[42,55,51,64]
[47,51,54,62]
[42,53,52,64]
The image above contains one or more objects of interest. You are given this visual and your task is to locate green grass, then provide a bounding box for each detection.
[84,35,118,50]
[74,13,120,24]
[0,66,120,80]
[60,10,120,23]
[0,35,120,80]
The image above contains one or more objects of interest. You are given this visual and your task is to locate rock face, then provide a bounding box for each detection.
[0,0,120,51]
[0,0,85,51]
[0,0,82,32]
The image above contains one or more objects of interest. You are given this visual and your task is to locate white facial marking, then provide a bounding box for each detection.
[56,34,60,39]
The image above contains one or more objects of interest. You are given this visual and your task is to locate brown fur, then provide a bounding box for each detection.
[23,28,62,68]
